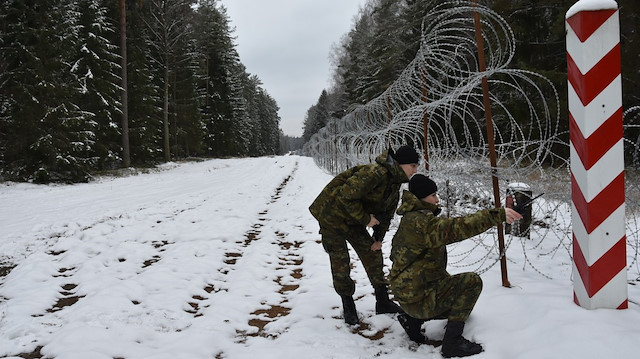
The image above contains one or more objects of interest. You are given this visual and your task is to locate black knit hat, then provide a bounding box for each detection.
[393,145,419,165]
[409,174,438,199]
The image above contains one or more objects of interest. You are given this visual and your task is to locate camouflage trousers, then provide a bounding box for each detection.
[399,272,482,322]
[320,226,387,296]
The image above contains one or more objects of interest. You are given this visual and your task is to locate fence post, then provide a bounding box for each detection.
[566,0,627,309]
[421,68,430,171]
[473,0,510,287]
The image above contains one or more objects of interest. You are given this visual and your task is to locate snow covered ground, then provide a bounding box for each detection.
[1,155,639,359]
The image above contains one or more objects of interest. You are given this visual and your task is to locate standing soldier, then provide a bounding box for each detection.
[309,145,420,325]
[390,174,521,357]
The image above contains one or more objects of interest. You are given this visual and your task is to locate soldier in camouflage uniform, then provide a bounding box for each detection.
[390,174,521,357]
[309,146,419,325]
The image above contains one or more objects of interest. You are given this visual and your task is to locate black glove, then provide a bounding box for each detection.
[372,227,385,242]
[513,193,544,215]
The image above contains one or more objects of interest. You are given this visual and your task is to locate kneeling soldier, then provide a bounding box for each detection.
[390,174,521,357]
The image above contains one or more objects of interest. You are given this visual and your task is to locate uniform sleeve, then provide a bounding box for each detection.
[335,166,385,226]
[417,208,505,247]
[375,191,399,237]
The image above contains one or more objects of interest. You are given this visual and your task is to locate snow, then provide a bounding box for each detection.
[507,182,530,191]
[1,155,639,358]
[566,0,618,19]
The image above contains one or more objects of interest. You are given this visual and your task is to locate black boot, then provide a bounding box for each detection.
[441,321,483,358]
[374,286,402,314]
[398,313,428,344]
[340,295,359,325]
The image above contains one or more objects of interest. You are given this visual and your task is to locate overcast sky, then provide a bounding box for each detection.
[219,0,366,137]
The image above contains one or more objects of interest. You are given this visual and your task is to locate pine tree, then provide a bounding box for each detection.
[1,0,95,182]
[171,32,205,158]
[241,73,264,156]
[194,0,239,156]
[367,0,406,94]
[144,0,198,162]
[226,62,251,156]
[125,0,164,165]
[302,90,331,142]
[255,86,281,156]
[74,0,123,171]
[1,0,282,182]
[117,0,130,167]
[339,3,377,105]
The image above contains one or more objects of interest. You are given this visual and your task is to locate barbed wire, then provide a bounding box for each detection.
[303,1,640,281]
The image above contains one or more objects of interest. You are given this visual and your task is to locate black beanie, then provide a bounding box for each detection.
[409,174,438,199]
[393,145,419,165]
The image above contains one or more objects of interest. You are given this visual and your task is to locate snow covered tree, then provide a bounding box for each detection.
[193,0,247,157]
[253,84,281,156]
[74,0,123,170]
[194,0,230,156]
[0,0,97,182]
[0,0,283,182]
[226,63,251,156]
[239,73,280,157]
[302,90,331,142]
[258,89,281,155]
[117,0,130,167]
[337,3,377,106]
[144,0,197,162]
[170,30,206,158]
[123,1,164,164]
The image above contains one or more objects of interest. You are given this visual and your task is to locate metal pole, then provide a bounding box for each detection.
[472,1,510,287]
[421,69,430,171]
[386,94,392,148]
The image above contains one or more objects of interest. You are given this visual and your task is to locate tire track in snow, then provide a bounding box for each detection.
[242,161,304,340]
[0,157,318,358]
[4,190,224,358]
[183,161,305,344]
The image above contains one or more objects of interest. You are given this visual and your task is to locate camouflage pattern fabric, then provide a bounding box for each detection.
[389,190,505,321]
[309,150,408,235]
[321,227,386,296]
[399,272,482,322]
[309,150,410,295]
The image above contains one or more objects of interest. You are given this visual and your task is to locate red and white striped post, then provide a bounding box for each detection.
[566,0,627,310]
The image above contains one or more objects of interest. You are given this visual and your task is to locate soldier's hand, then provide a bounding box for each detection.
[505,208,523,224]
[367,214,380,228]
[370,240,382,251]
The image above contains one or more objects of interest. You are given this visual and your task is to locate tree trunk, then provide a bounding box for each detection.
[119,0,131,167]
[163,65,170,162]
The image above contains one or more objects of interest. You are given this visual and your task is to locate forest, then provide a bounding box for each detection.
[302,0,640,166]
[1,0,283,183]
[2,0,639,183]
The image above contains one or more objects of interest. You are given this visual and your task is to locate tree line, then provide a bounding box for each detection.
[302,0,640,164]
[1,0,284,183]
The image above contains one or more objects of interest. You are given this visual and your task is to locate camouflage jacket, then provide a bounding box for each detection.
[389,190,505,304]
[309,150,409,236]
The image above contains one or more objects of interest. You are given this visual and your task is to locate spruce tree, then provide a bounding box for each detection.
[1,0,95,182]
[171,32,206,158]
[144,0,198,162]
[194,0,245,157]
[74,0,123,171]
[126,1,164,165]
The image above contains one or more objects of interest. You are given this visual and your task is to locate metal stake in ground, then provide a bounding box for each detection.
[472,0,510,288]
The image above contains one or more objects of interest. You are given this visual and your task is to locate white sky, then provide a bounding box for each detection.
[219,0,366,137]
